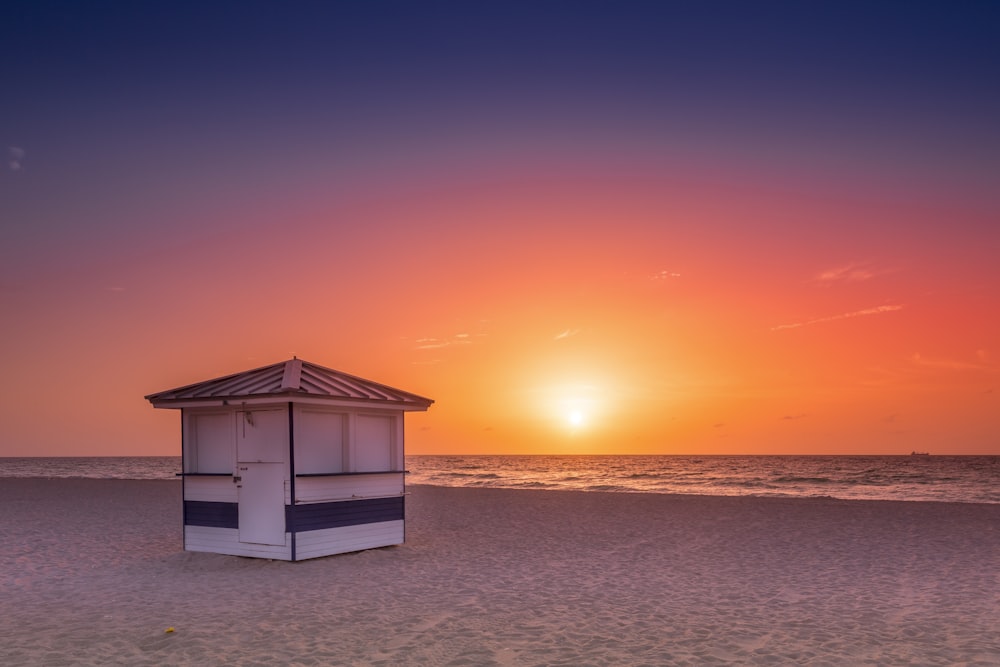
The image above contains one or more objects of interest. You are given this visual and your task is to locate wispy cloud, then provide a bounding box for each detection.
[910,353,993,372]
[8,147,24,171]
[859,350,996,388]
[554,328,581,341]
[650,269,681,281]
[772,304,903,331]
[412,329,488,350]
[813,261,893,286]
[414,334,474,350]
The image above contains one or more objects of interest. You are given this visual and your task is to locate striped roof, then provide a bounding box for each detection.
[146,359,433,409]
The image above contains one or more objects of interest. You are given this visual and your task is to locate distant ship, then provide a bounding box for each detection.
[910,451,931,456]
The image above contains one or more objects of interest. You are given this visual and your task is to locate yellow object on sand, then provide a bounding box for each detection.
[165,627,175,633]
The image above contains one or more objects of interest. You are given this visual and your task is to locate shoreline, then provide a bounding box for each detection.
[3,480,999,665]
[1,476,997,506]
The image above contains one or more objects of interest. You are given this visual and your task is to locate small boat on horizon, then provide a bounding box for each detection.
[910,451,931,456]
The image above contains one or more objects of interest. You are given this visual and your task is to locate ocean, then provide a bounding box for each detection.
[1,455,997,504]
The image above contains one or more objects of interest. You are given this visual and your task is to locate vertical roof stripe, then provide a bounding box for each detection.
[280,358,303,391]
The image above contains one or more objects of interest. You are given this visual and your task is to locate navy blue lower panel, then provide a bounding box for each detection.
[185,500,238,529]
[290,496,404,533]
[184,497,403,533]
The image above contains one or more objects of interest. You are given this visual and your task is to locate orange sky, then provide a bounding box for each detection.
[3,167,997,456]
[2,3,998,456]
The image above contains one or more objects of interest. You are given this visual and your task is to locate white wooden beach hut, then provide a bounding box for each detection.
[145,358,433,561]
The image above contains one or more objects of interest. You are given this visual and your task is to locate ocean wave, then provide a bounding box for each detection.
[8,455,996,504]
[510,481,557,489]
[439,471,502,479]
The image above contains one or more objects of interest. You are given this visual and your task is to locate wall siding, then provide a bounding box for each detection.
[184,525,292,560]
[184,497,402,533]
[289,496,404,532]
[294,521,404,560]
[184,476,237,502]
[184,516,401,561]
[294,473,404,503]
[185,500,239,529]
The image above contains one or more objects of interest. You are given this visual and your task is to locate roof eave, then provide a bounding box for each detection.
[147,393,433,411]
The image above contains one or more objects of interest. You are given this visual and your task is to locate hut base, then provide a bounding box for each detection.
[184,521,404,561]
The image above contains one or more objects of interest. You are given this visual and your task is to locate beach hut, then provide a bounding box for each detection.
[145,358,433,561]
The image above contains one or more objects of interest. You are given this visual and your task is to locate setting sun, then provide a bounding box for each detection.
[524,376,612,438]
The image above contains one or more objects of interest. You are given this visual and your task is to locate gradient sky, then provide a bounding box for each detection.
[2,1,998,456]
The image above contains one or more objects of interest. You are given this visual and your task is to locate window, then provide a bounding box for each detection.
[355,415,394,472]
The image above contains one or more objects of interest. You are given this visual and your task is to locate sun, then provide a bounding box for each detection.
[527,375,613,436]
[560,395,597,432]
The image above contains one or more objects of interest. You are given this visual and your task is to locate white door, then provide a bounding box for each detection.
[235,408,288,546]
[237,463,286,545]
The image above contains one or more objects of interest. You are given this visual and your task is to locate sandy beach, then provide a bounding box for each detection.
[2,480,998,666]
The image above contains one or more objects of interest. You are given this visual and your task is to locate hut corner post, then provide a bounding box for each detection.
[287,401,296,561]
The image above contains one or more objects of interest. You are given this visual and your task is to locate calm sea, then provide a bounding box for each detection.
[1,455,997,504]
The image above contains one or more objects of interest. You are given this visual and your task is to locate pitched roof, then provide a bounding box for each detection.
[145,358,433,409]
